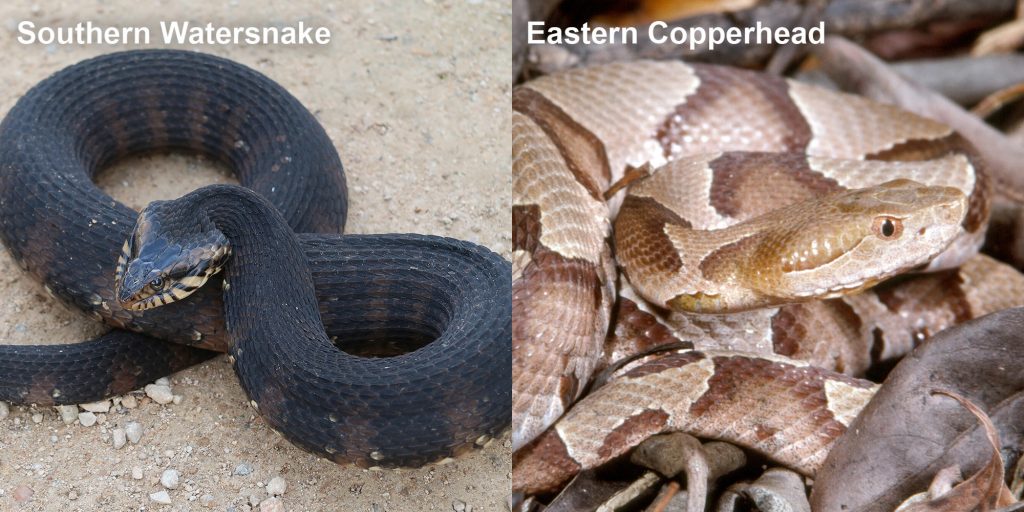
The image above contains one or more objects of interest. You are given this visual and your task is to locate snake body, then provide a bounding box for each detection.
[0,50,511,468]
[512,60,1023,494]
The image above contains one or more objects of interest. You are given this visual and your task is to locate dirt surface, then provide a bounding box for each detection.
[0,1,511,511]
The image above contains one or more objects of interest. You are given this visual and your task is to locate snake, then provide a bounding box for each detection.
[511,60,1024,495]
[0,49,511,468]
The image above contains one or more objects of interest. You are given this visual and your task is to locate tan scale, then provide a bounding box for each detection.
[618,158,970,313]
[511,60,1020,494]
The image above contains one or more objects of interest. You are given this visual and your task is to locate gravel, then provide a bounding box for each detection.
[112,428,127,449]
[125,421,143,443]
[150,490,172,505]
[161,469,180,490]
[266,477,286,496]
[78,411,97,427]
[13,484,33,502]
[0,400,8,419]
[144,383,175,405]
[234,462,254,476]
[131,467,144,480]
[79,400,110,413]
[56,405,78,424]
[260,497,285,512]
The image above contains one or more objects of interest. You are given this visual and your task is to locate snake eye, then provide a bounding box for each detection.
[872,216,903,240]
[150,277,165,290]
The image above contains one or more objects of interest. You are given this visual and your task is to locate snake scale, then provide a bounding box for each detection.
[0,50,511,468]
[512,60,1024,495]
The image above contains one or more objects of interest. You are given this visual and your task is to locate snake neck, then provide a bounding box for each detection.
[182,184,322,343]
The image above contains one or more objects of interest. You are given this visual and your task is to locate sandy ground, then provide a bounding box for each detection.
[0,1,511,511]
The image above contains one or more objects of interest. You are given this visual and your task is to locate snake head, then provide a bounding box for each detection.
[755,179,968,300]
[115,200,231,311]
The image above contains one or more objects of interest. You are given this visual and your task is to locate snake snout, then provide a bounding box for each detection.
[116,284,135,305]
[115,261,156,309]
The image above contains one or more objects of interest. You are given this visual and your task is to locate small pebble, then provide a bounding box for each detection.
[160,469,179,489]
[150,490,172,505]
[200,494,215,507]
[78,411,97,427]
[57,405,78,424]
[260,497,284,512]
[234,462,254,476]
[132,467,144,480]
[31,413,42,424]
[79,400,110,413]
[155,377,170,386]
[145,383,174,405]
[112,428,127,449]
[121,395,138,409]
[0,400,8,419]
[13,484,32,502]
[125,421,143,443]
[266,477,286,496]
[453,499,467,511]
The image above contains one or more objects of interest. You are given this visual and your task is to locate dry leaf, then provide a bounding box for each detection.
[811,308,1024,512]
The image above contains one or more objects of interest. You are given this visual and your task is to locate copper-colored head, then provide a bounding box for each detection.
[747,179,967,301]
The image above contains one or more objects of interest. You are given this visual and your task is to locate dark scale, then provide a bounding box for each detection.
[0,50,510,467]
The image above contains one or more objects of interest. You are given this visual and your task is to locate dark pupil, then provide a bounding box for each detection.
[881,219,895,237]
[151,278,163,289]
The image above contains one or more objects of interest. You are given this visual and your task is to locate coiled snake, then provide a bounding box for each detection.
[512,60,1024,494]
[0,50,511,468]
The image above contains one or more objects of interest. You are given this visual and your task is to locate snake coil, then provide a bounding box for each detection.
[0,49,511,468]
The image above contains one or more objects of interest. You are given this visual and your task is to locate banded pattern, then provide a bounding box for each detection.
[513,349,878,495]
[512,59,1022,496]
[513,59,989,452]
[0,50,511,467]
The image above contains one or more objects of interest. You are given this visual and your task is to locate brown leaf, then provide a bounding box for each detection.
[811,307,1024,512]
[972,18,1024,56]
[896,390,1014,511]
[545,470,659,512]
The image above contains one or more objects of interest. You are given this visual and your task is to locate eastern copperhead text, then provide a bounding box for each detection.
[528,21,826,50]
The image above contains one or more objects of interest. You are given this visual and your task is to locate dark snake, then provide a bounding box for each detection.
[0,49,511,468]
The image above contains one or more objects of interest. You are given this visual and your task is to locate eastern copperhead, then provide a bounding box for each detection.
[511,60,1024,496]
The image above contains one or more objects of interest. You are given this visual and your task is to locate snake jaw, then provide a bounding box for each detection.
[116,251,229,310]
[116,245,230,310]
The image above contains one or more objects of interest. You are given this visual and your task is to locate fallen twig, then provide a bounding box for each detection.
[814,36,1024,201]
